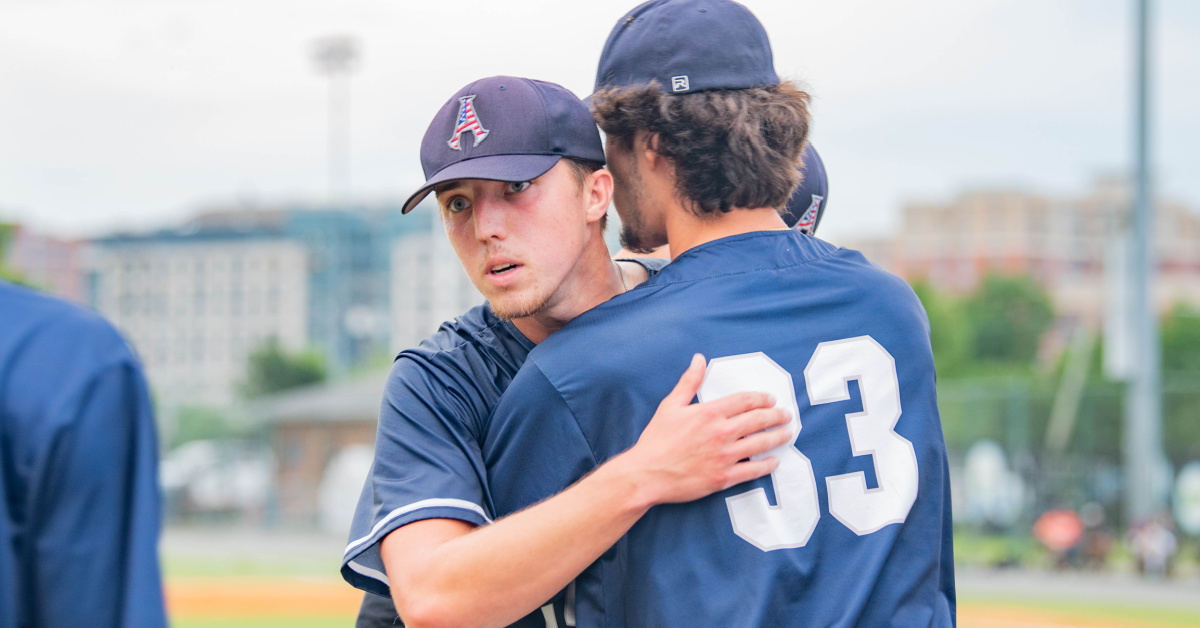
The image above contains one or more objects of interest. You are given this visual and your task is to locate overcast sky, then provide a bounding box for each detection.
[1,0,1197,243]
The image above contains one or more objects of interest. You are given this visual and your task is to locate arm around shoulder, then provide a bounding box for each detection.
[377,355,790,628]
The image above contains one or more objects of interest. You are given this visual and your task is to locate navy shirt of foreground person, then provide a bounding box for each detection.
[0,281,166,628]
[488,232,956,627]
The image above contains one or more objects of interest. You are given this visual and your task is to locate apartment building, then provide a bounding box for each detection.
[845,178,1200,324]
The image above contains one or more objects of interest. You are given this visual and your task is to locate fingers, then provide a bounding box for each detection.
[660,353,707,408]
[722,458,780,490]
[703,390,777,418]
[730,407,790,439]
[727,422,795,461]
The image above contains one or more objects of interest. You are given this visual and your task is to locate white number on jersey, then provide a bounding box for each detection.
[699,353,820,551]
[701,336,920,550]
[806,336,920,535]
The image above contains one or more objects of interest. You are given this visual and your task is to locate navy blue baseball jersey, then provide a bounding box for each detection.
[487,231,955,627]
[344,259,668,627]
[0,281,166,628]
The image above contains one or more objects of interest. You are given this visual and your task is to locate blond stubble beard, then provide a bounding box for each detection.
[486,284,554,321]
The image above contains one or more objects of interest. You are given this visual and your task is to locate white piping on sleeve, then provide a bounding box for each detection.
[344,498,493,557]
[347,560,391,587]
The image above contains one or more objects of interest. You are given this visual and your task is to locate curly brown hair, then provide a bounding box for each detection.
[591,81,811,216]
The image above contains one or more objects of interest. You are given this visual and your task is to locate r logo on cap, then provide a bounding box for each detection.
[671,75,690,92]
[448,95,490,150]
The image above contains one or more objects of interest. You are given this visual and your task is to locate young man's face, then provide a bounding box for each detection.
[435,161,598,321]
[606,138,667,254]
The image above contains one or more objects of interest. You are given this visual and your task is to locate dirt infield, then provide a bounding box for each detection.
[167,577,362,618]
[166,577,1200,627]
[960,602,1200,628]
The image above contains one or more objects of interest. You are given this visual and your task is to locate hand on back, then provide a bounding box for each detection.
[620,353,791,506]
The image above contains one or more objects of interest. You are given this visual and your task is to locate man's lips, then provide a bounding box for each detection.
[484,260,523,287]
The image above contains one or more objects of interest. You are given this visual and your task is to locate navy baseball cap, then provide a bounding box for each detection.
[402,76,605,213]
[783,143,829,234]
[594,0,778,95]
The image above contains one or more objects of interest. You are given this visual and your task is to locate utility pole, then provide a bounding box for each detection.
[1123,0,1165,526]
[312,36,359,204]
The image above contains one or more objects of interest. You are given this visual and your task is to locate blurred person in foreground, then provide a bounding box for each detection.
[0,280,166,628]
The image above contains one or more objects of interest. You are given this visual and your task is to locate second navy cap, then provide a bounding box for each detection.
[594,0,778,96]
[783,144,828,234]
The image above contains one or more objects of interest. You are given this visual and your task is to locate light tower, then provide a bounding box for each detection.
[312,36,359,204]
[1123,0,1165,526]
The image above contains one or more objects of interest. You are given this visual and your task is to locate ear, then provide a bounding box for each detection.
[583,167,614,224]
[641,132,665,172]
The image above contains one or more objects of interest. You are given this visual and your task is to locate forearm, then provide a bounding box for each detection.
[382,355,788,628]
[383,451,653,628]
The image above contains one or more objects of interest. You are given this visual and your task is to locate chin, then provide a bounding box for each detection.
[487,292,552,321]
[619,224,665,255]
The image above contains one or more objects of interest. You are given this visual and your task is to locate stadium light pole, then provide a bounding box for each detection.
[1123,0,1164,527]
[312,36,359,204]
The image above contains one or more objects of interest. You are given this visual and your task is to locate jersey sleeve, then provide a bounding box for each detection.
[26,357,166,627]
[341,355,495,597]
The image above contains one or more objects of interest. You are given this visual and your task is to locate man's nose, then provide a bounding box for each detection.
[472,196,508,241]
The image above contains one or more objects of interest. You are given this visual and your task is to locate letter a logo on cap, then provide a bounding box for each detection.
[448,95,490,150]
[795,195,823,234]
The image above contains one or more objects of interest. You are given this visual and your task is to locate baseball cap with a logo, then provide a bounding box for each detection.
[594,0,778,95]
[783,144,829,235]
[402,76,605,213]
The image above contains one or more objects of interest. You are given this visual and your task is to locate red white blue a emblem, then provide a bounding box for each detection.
[448,95,489,150]
[795,194,823,234]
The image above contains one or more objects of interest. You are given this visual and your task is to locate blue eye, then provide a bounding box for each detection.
[507,181,531,193]
[446,197,470,213]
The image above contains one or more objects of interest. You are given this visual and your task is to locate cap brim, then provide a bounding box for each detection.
[402,154,563,213]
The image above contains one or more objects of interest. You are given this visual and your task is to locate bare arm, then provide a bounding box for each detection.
[380,354,791,628]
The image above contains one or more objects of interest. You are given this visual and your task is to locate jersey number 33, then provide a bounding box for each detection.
[697,335,920,552]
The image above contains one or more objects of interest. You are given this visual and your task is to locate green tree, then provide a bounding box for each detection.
[910,278,971,378]
[1161,303,1200,462]
[168,405,247,449]
[963,274,1054,365]
[240,337,326,398]
[1161,303,1200,372]
[0,222,28,284]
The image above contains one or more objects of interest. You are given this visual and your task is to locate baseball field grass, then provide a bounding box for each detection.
[162,529,1200,627]
[164,571,1200,628]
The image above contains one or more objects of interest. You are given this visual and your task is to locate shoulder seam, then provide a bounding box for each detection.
[525,358,600,466]
[395,313,511,363]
